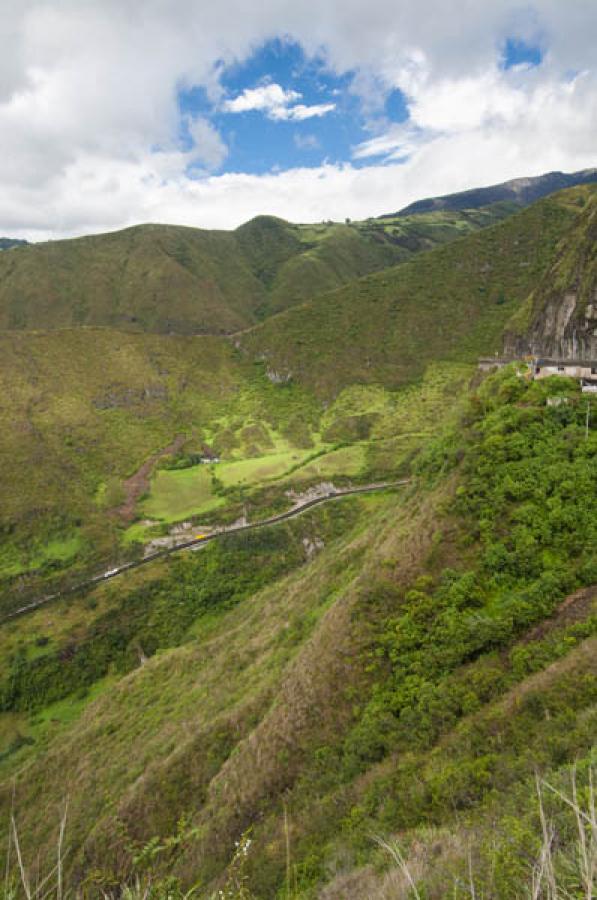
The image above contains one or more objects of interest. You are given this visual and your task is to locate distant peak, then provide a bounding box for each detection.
[383,168,597,218]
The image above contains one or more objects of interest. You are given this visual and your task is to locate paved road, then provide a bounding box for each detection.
[3,480,410,622]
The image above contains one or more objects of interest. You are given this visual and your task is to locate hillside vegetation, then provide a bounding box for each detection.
[0,204,527,335]
[241,186,596,396]
[506,186,597,359]
[0,186,594,604]
[0,178,596,897]
[0,323,468,607]
[0,367,594,898]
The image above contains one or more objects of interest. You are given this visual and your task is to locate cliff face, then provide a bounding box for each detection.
[505,189,597,359]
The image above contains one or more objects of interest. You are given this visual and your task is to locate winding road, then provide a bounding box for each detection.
[4,480,410,622]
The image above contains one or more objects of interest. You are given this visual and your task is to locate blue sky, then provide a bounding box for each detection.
[179,38,410,176]
[502,37,544,69]
[1,1,595,239]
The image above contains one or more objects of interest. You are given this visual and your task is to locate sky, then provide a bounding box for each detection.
[0,0,596,240]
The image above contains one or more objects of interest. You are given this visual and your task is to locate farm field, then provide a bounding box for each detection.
[141,466,225,523]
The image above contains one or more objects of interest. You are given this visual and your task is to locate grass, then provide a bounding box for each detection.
[241,187,594,397]
[217,450,306,487]
[0,187,591,599]
[286,443,366,480]
[0,369,595,895]
[135,370,464,531]
[142,467,224,523]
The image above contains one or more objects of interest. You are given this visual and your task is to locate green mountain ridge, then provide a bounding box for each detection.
[240,185,595,397]
[0,178,595,898]
[0,202,528,335]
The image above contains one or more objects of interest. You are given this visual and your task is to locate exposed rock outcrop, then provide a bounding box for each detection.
[504,191,597,359]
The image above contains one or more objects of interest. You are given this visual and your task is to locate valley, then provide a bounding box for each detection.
[0,178,595,898]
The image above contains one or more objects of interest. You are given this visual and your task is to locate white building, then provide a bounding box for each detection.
[532,358,597,394]
[533,358,597,380]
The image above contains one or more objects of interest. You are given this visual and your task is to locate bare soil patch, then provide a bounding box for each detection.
[117,435,185,522]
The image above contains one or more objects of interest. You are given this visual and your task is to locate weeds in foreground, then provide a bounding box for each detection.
[375,765,596,899]
[3,767,595,897]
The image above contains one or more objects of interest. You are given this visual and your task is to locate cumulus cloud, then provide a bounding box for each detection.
[222,83,300,114]
[222,82,335,120]
[0,0,596,239]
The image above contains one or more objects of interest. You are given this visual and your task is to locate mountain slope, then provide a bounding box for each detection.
[0,186,591,599]
[0,238,27,251]
[0,368,594,897]
[392,167,597,217]
[0,197,548,335]
[505,187,597,358]
[0,217,410,334]
[241,185,595,397]
[0,329,255,598]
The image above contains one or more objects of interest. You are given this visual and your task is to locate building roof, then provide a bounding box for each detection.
[535,358,597,367]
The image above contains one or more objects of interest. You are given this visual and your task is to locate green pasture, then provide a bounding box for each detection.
[141,466,225,523]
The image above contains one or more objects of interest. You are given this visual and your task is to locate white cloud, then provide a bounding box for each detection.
[270,101,335,121]
[222,82,335,120]
[353,123,426,160]
[222,82,301,114]
[186,116,228,170]
[0,1,596,239]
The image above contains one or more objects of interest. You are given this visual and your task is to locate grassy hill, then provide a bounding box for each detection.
[0,180,595,897]
[0,204,527,335]
[0,329,251,596]
[0,367,594,897]
[0,326,470,608]
[241,185,596,397]
[0,186,593,604]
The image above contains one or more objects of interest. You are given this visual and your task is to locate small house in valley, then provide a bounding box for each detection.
[533,358,597,393]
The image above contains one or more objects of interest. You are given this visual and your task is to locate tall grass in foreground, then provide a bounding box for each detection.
[375,766,596,899]
[2,767,595,898]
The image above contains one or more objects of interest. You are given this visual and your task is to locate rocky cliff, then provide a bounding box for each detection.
[504,188,597,359]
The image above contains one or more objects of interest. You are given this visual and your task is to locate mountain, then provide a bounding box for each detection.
[0,180,595,898]
[386,167,597,217]
[241,185,593,397]
[0,184,592,603]
[505,188,597,359]
[0,217,407,334]
[0,238,27,251]
[0,366,594,898]
[0,204,530,335]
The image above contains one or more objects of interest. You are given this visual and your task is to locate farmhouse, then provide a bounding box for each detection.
[533,358,597,393]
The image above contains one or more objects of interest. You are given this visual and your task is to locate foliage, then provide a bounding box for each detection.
[343,372,596,775]
[242,187,592,397]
